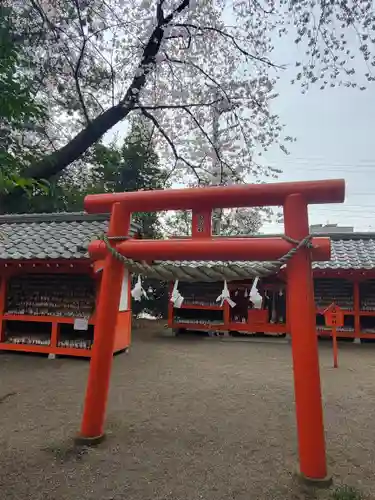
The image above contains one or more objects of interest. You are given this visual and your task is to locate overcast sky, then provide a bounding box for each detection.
[261,34,375,233]
[108,22,375,234]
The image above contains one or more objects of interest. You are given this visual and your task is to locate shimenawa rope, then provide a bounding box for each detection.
[92,233,313,283]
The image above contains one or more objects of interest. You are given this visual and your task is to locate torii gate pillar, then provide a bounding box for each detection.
[284,194,329,484]
[78,202,130,442]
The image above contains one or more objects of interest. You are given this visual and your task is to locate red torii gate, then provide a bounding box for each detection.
[79,179,345,485]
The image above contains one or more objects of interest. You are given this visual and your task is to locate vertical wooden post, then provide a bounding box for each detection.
[78,202,130,442]
[0,276,7,342]
[353,279,361,340]
[223,300,230,330]
[284,194,328,482]
[168,281,174,329]
[127,269,133,346]
[51,322,58,348]
[332,325,338,368]
[285,277,291,337]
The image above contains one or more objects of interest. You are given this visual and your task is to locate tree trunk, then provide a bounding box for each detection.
[0,104,132,212]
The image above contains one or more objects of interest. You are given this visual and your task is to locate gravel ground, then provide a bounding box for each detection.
[1,325,375,500]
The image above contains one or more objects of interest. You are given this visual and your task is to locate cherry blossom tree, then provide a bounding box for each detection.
[0,6,49,195]
[2,0,374,211]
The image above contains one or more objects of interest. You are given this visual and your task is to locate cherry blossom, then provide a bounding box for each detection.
[3,0,375,218]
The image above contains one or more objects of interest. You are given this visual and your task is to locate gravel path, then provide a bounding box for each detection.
[1,328,375,499]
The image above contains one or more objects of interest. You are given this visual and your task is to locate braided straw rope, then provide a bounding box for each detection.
[93,234,313,282]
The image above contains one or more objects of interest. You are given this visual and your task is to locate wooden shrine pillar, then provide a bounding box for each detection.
[78,202,130,442]
[353,279,361,339]
[283,194,328,482]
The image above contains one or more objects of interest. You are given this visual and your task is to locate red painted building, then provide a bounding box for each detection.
[3,212,375,349]
[168,232,375,341]
[0,212,138,357]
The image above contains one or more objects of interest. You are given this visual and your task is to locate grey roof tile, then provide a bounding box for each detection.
[312,238,375,270]
[0,212,139,261]
[1,213,375,272]
[156,236,375,273]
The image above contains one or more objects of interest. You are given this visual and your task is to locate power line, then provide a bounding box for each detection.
[267,157,375,167]
[311,207,375,212]
[266,159,375,174]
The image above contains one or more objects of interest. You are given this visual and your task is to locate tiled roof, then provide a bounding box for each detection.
[156,234,375,273]
[0,216,374,272]
[0,212,139,261]
[314,235,375,270]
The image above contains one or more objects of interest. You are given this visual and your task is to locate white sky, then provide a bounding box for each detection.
[260,31,375,234]
[172,27,375,234]
[107,19,375,234]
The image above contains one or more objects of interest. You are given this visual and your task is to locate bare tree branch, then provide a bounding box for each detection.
[29,0,91,123]
[181,106,242,183]
[156,0,166,24]
[140,107,202,182]
[134,99,222,110]
[164,0,190,24]
[72,0,90,122]
[73,40,90,123]
[164,54,233,103]
[172,23,285,69]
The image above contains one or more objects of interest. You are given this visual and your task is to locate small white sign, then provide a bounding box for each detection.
[74,318,89,331]
[119,268,129,311]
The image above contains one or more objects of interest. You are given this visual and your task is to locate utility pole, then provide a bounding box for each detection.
[208,87,236,235]
[211,93,223,235]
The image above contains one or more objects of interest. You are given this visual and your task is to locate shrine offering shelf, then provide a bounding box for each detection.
[0,342,92,357]
[57,322,94,350]
[0,266,131,357]
[179,303,223,310]
[6,273,96,318]
[359,315,375,336]
[172,321,365,338]
[171,276,375,341]
[314,278,354,310]
[316,326,355,333]
[2,313,95,324]
[173,318,224,326]
[174,303,224,324]
[0,313,129,356]
[359,279,375,311]
[1,314,95,352]
[178,282,223,308]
